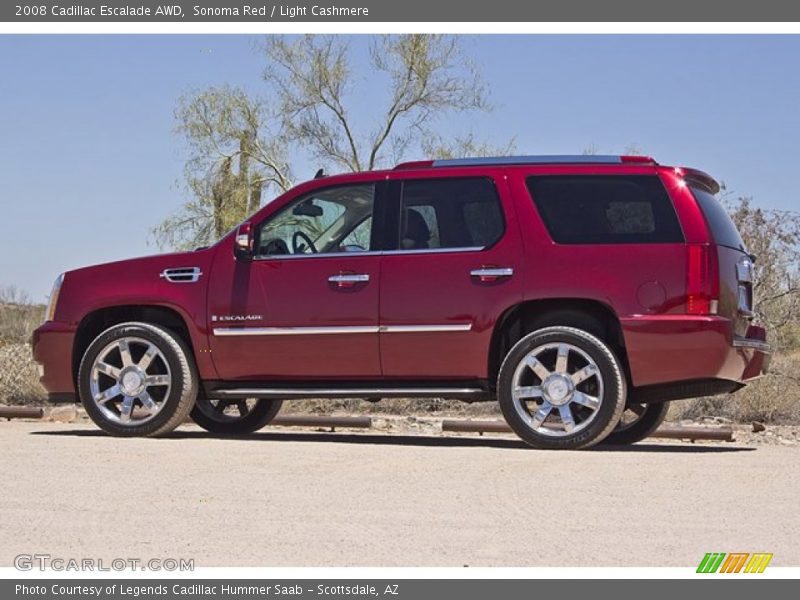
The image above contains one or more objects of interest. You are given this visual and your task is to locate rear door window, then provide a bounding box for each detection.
[397,177,505,250]
[526,175,684,244]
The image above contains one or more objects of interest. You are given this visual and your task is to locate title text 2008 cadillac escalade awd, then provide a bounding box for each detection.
[32,155,771,449]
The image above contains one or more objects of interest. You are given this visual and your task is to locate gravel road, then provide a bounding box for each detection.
[1,421,798,567]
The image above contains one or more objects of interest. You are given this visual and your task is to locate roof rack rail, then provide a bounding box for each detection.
[394,155,657,169]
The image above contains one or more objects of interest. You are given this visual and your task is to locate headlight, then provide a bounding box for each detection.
[45,273,65,322]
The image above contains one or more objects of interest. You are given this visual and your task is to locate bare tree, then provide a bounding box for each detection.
[156,35,499,249]
[264,35,489,172]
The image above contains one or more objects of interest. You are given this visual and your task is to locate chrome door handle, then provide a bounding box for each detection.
[328,274,370,283]
[470,267,513,281]
[328,273,370,288]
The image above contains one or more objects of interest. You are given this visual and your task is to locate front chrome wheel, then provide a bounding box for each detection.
[89,337,172,425]
[511,342,604,437]
[78,322,198,437]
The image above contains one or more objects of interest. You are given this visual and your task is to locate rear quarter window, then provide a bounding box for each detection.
[526,175,684,244]
[690,187,747,251]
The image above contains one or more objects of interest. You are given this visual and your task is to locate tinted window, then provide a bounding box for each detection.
[526,175,684,244]
[399,178,504,250]
[691,187,746,251]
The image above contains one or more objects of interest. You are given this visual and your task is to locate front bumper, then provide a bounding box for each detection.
[31,320,77,402]
[621,316,771,388]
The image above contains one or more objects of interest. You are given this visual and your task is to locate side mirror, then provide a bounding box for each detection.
[234,221,254,260]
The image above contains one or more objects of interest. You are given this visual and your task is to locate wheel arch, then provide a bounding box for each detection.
[488,298,629,387]
[72,304,200,390]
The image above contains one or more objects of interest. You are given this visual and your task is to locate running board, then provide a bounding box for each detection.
[209,387,488,400]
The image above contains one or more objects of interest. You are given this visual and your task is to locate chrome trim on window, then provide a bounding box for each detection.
[380,246,483,256]
[254,251,378,261]
[254,246,484,261]
[213,325,380,337]
[160,267,202,283]
[379,324,472,333]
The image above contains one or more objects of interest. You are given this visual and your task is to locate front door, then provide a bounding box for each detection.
[208,181,383,380]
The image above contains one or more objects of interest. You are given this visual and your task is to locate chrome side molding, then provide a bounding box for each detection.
[214,326,380,336]
[213,323,473,336]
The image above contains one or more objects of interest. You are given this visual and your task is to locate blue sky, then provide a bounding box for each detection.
[1,35,798,300]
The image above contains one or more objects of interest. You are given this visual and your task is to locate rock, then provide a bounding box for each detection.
[752,421,766,433]
[49,405,77,422]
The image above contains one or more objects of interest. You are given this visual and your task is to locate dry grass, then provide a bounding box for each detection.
[0,342,46,405]
[669,352,800,424]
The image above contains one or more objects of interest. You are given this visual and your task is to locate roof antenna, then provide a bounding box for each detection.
[314,168,325,179]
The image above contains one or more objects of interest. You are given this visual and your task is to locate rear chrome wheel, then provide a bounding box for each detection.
[191,394,283,435]
[602,401,669,445]
[78,322,198,437]
[510,341,604,437]
[498,326,626,449]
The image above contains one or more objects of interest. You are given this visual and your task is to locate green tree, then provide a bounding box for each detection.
[157,35,502,250]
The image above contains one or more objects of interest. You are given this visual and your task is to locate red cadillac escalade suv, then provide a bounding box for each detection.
[32,155,771,449]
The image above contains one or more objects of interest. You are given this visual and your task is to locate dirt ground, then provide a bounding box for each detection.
[1,419,798,568]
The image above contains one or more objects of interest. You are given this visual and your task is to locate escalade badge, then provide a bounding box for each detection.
[211,315,264,322]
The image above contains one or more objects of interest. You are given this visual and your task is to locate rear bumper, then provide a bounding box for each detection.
[31,321,77,400]
[621,315,771,388]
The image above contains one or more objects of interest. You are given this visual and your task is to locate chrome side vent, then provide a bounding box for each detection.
[160,267,202,283]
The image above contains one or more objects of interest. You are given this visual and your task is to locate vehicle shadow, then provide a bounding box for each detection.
[31,428,756,453]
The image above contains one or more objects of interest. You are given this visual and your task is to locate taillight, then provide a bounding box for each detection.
[686,244,719,315]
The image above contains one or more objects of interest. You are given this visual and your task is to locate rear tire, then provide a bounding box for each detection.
[602,402,669,445]
[497,326,626,450]
[191,394,283,435]
[77,322,198,437]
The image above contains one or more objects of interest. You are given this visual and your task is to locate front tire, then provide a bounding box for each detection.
[78,322,198,437]
[497,326,626,450]
[602,402,669,445]
[191,394,283,434]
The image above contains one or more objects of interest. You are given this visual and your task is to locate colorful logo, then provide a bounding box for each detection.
[697,552,773,573]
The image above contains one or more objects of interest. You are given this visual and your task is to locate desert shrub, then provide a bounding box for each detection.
[0,287,45,344]
[0,343,46,405]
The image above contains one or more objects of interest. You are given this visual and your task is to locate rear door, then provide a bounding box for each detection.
[378,170,524,379]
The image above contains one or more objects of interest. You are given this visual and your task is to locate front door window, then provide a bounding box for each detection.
[256,184,376,257]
